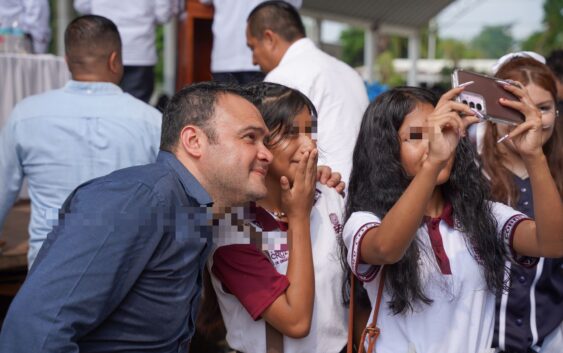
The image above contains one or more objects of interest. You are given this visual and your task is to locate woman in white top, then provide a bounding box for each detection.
[342,86,563,353]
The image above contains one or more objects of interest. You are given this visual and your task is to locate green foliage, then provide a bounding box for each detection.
[471,25,514,58]
[339,27,364,67]
[521,31,544,52]
[376,51,405,87]
[155,25,164,85]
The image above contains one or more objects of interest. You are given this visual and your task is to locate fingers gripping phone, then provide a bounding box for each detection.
[452,69,525,125]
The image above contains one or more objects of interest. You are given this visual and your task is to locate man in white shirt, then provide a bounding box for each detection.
[246,1,369,182]
[0,0,51,53]
[200,0,301,85]
[74,0,179,102]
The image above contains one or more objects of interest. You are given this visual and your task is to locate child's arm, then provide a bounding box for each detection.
[261,149,317,338]
[360,87,478,265]
[498,83,563,257]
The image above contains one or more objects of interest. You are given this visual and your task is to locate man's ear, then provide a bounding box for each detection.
[263,29,277,49]
[108,51,121,74]
[180,125,206,158]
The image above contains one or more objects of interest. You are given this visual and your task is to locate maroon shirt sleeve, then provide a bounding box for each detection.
[212,244,290,320]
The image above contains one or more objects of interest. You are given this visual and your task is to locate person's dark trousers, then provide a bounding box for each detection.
[212,71,265,85]
[120,65,155,103]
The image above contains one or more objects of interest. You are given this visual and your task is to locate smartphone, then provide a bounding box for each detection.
[451,69,525,125]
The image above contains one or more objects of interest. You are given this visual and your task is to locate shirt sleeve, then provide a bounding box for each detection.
[490,201,538,267]
[21,0,51,53]
[212,244,289,320]
[0,113,24,234]
[154,0,179,24]
[342,212,381,282]
[73,0,92,14]
[0,180,165,353]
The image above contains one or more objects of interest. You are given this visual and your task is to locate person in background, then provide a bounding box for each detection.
[0,0,50,53]
[480,54,563,353]
[74,0,180,103]
[0,15,161,267]
[0,81,274,353]
[546,49,563,117]
[200,0,301,85]
[246,0,368,183]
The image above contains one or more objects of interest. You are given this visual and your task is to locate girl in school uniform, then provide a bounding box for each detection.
[342,85,563,353]
[479,54,563,353]
[207,82,348,353]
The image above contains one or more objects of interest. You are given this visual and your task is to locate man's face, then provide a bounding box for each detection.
[246,27,276,73]
[202,94,273,205]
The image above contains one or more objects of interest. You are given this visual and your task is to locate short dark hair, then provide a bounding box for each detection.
[546,49,563,83]
[247,1,305,42]
[245,82,317,147]
[64,15,121,67]
[160,82,253,151]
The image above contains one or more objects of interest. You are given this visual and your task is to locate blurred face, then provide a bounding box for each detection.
[246,27,277,73]
[202,94,274,205]
[399,103,454,185]
[496,82,557,148]
[267,107,315,185]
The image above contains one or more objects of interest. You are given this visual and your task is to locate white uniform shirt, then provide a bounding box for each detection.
[343,202,533,353]
[265,38,369,183]
[73,0,178,66]
[209,184,348,353]
[0,0,51,53]
[200,0,302,73]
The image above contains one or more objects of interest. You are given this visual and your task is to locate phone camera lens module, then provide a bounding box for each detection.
[476,103,482,111]
[462,100,468,105]
[469,102,475,109]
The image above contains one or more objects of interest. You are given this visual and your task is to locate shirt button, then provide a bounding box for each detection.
[516,318,523,326]
[518,275,526,283]
[523,201,529,206]
[521,188,527,192]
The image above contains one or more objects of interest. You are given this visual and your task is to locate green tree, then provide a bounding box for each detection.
[471,25,514,58]
[539,0,563,53]
[339,27,364,67]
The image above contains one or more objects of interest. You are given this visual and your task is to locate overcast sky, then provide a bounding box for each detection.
[435,0,545,41]
[318,0,546,43]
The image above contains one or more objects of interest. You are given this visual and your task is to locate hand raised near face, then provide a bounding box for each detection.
[425,86,479,167]
[280,148,318,222]
[496,81,544,160]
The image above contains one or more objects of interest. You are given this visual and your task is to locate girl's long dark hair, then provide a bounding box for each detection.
[343,87,506,314]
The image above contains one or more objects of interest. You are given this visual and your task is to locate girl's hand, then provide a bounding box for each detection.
[280,148,318,221]
[425,87,479,167]
[497,82,544,160]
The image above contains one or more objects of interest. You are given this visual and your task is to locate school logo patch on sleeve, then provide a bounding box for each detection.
[329,213,343,235]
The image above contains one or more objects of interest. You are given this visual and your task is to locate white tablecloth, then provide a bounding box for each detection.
[1,53,70,129]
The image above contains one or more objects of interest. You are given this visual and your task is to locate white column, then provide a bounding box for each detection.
[57,0,72,56]
[407,31,420,86]
[428,19,437,60]
[163,19,177,96]
[363,27,378,83]
[311,17,322,46]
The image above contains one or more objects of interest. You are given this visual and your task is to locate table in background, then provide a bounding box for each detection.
[0,53,70,130]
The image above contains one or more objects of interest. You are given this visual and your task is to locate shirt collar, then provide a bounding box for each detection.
[278,37,316,67]
[156,151,213,206]
[424,202,454,228]
[64,80,123,95]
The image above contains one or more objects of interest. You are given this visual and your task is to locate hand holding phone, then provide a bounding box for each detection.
[451,69,525,125]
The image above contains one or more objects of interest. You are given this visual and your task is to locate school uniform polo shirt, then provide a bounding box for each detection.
[209,184,348,353]
[343,202,535,353]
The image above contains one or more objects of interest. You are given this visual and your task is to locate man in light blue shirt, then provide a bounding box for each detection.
[0,15,162,267]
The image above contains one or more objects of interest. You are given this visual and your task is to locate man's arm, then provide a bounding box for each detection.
[0,181,164,352]
[0,115,25,239]
[155,0,180,24]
